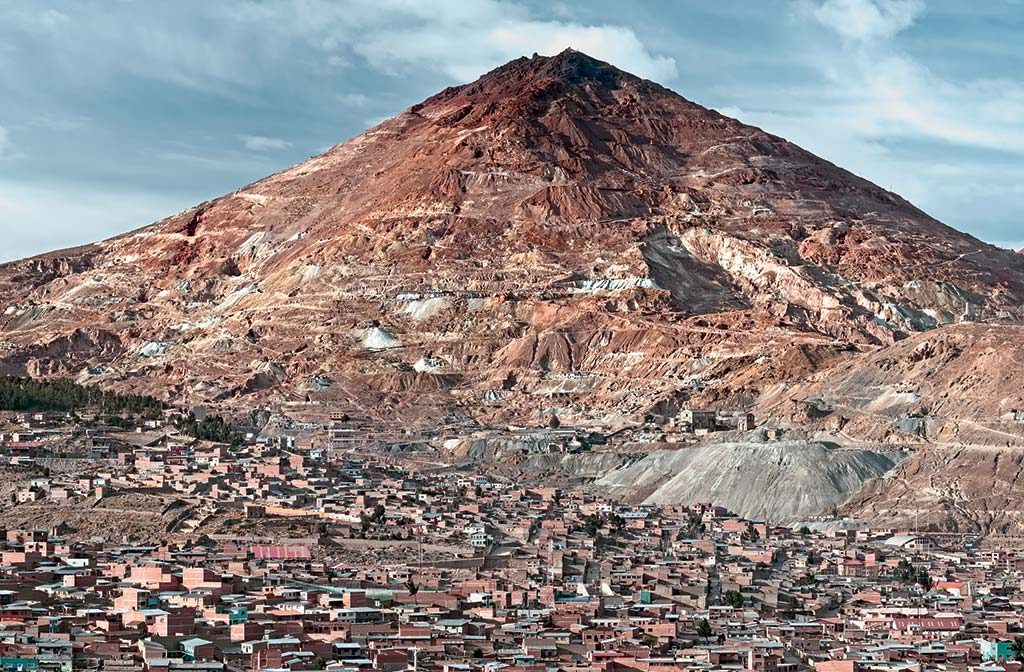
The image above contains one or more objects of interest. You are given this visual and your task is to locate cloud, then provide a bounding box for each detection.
[4,4,264,93]
[4,1,676,100]
[232,0,676,83]
[0,126,25,160]
[5,6,71,35]
[856,55,1024,153]
[788,1,1024,155]
[670,3,1021,252]
[240,135,292,151]
[29,114,88,131]
[337,92,370,107]
[347,1,677,83]
[39,9,70,30]
[362,22,677,83]
[0,126,11,158]
[714,2,1024,245]
[810,0,925,42]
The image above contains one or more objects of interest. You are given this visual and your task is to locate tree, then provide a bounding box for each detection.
[0,375,164,417]
[894,559,916,584]
[696,618,712,642]
[1010,637,1024,662]
[174,411,243,445]
[723,590,745,608]
[688,514,707,537]
[582,514,603,537]
[360,503,387,533]
[547,414,561,429]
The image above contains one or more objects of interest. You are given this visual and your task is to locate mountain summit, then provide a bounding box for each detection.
[1,51,1022,433]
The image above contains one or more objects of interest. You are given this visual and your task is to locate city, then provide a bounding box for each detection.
[2,405,1022,672]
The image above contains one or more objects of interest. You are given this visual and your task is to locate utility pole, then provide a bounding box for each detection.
[417,523,423,605]
[548,537,556,588]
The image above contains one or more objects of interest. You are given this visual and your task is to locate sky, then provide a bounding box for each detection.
[1,0,1022,262]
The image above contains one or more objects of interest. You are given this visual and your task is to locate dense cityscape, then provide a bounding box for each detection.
[3,404,1024,672]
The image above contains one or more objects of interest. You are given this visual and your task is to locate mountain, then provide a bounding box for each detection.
[2,50,1023,529]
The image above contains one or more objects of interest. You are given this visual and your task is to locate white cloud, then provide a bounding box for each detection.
[5,1,676,101]
[5,7,71,35]
[39,9,70,30]
[810,0,925,42]
[787,1,1024,155]
[232,0,676,83]
[856,55,1024,153]
[0,125,25,160]
[30,114,88,131]
[355,20,677,83]
[714,2,1024,244]
[348,1,677,83]
[337,92,370,107]
[240,135,292,151]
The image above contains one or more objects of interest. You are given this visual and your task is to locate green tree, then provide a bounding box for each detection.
[678,513,706,539]
[1010,637,1024,662]
[723,590,745,608]
[360,503,386,532]
[174,412,243,445]
[582,514,603,537]
[0,375,164,418]
[894,559,916,584]
[696,618,713,642]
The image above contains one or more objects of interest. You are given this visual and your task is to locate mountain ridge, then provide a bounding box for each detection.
[2,51,1023,531]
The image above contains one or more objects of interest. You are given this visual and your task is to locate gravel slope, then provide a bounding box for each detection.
[597,441,905,523]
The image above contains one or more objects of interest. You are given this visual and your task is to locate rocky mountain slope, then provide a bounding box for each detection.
[2,50,1022,530]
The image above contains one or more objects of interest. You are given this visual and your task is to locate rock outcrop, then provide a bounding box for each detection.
[842,447,1024,534]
